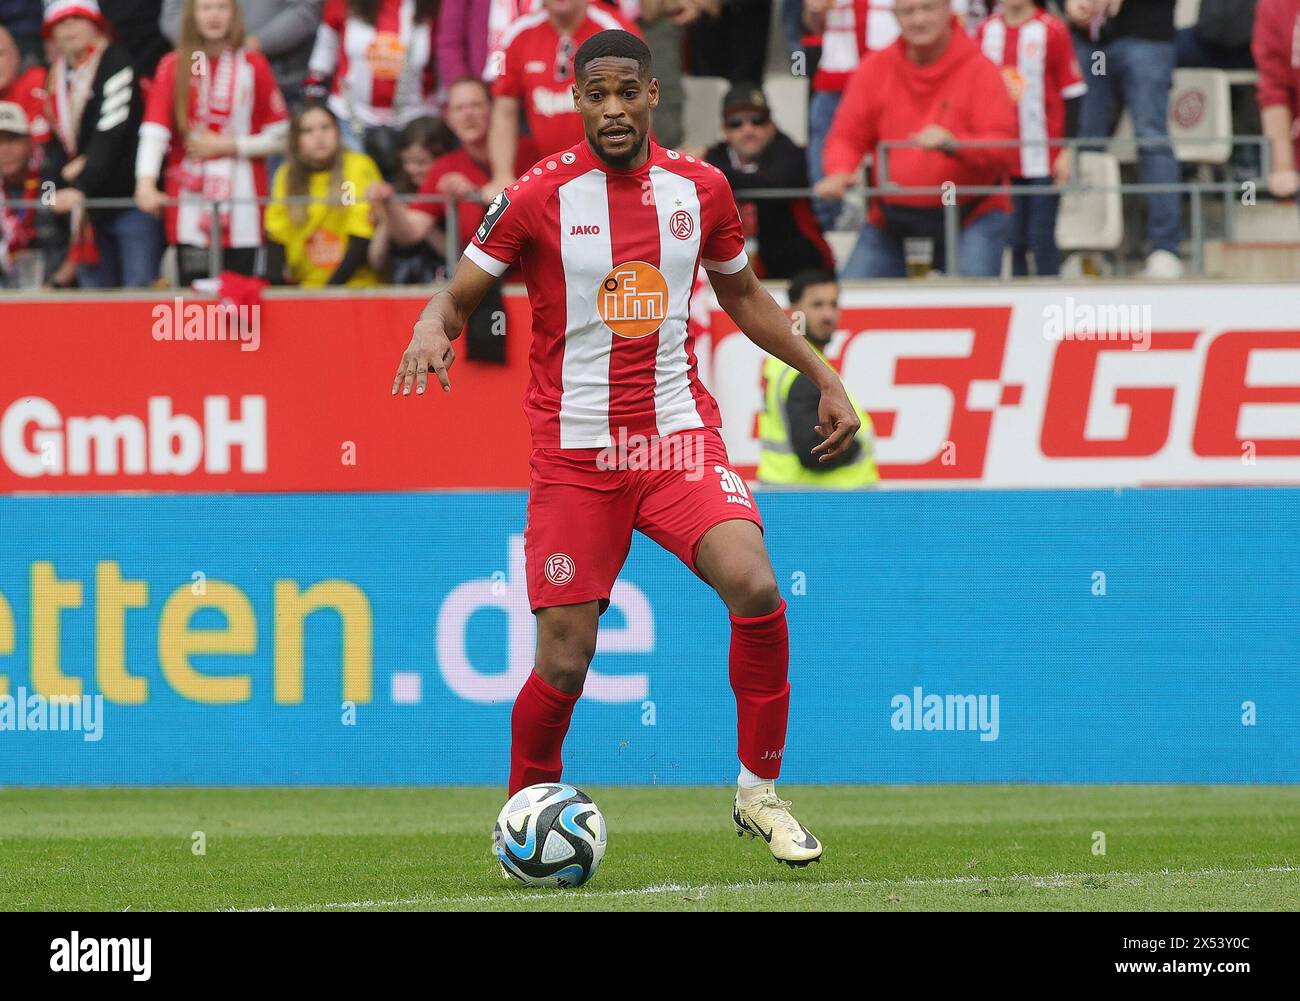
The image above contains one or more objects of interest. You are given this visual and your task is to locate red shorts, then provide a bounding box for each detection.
[524,427,764,612]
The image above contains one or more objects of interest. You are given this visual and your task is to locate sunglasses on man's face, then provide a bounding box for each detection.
[724,113,770,130]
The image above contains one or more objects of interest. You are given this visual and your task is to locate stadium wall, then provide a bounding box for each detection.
[1,286,1296,785]
[0,488,1295,785]
[2,282,1298,493]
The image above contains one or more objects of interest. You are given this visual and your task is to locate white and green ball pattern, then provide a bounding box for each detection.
[494,783,607,887]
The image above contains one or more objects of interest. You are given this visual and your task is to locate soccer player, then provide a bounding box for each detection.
[391,29,859,867]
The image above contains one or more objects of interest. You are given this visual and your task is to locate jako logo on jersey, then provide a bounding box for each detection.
[598,261,668,338]
[544,553,575,585]
[569,224,601,235]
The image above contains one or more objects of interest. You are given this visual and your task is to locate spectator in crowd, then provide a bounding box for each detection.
[264,101,382,286]
[0,100,72,285]
[780,0,806,63]
[802,0,871,231]
[683,0,765,82]
[1176,0,1257,70]
[0,0,44,63]
[484,0,636,197]
[99,0,173,82]
[632,0,687,148]
[703,82,834,279]
[371,78,526,266]
[816,0,1017,278]
[1065,0,1183,278]
[0,23,49,142]
[804,0,978,232]
[757,268,878,489]
[367,112,452,281]
[161,0,325,109]
[43,0,164,288]
[977,0,1085,276]
[438,0,493,84]
[135,0,289,286]
[305,0,440,178]
[0,100,44,284]
[1253,0,1300,204]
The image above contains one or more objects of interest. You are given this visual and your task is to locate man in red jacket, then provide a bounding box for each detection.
[1253,0,1300,206]
[815,0,1017,278]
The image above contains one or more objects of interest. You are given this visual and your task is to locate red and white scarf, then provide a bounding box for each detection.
[176,47,243,246]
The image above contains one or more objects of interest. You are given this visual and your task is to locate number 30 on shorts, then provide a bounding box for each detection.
[714,465,753,507]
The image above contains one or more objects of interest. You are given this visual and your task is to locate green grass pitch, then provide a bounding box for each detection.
[1,786,1297,911]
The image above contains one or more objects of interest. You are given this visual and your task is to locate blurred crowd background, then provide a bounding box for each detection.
[0,0,1295,291]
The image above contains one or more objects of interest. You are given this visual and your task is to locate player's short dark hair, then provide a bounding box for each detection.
[788,269,839,305]
[574,30,653,81]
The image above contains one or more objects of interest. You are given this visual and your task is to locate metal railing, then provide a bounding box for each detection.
[0,134,1285,287]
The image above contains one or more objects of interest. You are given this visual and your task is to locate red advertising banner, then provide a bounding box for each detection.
[709,284,1300,487]
[4,283,1299,493]
[1,293,534,491]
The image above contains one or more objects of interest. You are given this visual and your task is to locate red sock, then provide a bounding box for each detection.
[729,599,790,780]
[509,670,581,794]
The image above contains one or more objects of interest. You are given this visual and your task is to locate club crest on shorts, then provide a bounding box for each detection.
[597,261,668,338]
[544,553,575,585]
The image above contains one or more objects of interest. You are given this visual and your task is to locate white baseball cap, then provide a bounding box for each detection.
[0,102,31,136]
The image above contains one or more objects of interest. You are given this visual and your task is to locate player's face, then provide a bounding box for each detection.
[793,282,840,343]
[575,57,658,167]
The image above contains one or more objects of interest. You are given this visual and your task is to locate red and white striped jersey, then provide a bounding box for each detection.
[977,10,1086,178]
[309,0,439,128]
[487,4,638,156]
[464,138,748,449]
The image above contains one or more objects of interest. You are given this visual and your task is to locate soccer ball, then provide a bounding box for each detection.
[494,783,607,887]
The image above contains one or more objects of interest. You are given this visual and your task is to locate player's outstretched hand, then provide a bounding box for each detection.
[392,318,456,396]
[812,385,860,463]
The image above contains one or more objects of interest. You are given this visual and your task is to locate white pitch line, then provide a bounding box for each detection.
[228,865,1299,912]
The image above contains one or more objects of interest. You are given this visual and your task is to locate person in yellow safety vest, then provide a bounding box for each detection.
[757,269,879,488]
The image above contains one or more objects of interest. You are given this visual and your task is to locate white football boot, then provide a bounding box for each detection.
[733,783,823,867]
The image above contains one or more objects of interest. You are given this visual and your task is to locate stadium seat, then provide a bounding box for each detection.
[1109,69,1232,166]
[680,75,731,151]
[762,73,809,146]
[1055,150,1124,252]
[1108,111,1138,165]
[1168,69,1232,164]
